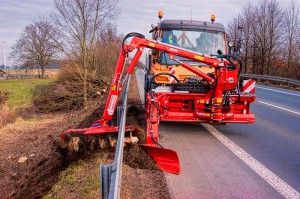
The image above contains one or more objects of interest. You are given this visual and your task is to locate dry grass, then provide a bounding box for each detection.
[0,104,16,128]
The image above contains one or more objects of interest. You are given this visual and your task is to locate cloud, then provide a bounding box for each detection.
[0,0,54,65]
[0,0,291,66]
[116,0,245,38]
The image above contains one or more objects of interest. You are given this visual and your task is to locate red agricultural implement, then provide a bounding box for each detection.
[61,13,256,175]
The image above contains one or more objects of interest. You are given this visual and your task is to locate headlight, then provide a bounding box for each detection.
[228,41,234,47]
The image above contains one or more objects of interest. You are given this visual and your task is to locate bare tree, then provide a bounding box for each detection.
[227,17,240,39]
[284,0,300,78]
[51,0,119,109]
[249,9,259,74]
[241,5,253,74]
[265,0,284,76]
[227,0,300,80]
[9,20,56,78]
[90,26,121,79]
[254,0,270,75]
[235,4,255,74]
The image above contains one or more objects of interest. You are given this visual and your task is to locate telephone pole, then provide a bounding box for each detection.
[3,42,6,69]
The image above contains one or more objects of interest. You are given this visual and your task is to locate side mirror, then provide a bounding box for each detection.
[217,49,223,55]
[227,41,234,55]
[149,24,158,33]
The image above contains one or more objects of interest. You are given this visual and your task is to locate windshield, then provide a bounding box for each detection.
[160,30,226,65]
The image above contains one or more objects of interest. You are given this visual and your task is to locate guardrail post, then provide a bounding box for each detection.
[100,164,112,199]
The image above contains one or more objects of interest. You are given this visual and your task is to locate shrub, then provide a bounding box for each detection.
[0,91,16,128]
[32,71,108,113]
[0,90,9,106]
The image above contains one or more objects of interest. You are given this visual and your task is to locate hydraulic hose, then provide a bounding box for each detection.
[148,72,180,112]
[150,130,164,148]
[216,54,243,104]
[232,55,242,104]
[122,32,145,53]
[147,72,180,148]
[149,72,180,85]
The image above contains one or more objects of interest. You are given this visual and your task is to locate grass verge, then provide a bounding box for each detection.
[44,152,111,199]
[0,79,54,109]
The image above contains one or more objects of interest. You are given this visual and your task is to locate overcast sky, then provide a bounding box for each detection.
[0,0,291,66]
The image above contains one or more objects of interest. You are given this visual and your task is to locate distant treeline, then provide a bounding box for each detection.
[17,63,60,70]
[227,0,300,80]
[0,64,59,70]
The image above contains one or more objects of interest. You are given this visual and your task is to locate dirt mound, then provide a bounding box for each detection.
[10,146,63,199]
[0,116,70,198]
[121,165,171,199]
[77,104,106,128]
[123,144,160,170]
[127,105,145,126]
[0,103,104,198]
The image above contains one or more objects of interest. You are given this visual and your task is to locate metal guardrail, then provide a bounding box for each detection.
[240,73,300,86]
[100,75,131,199]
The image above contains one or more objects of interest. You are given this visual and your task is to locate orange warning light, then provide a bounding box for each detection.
[211,14,216,23]
[158,11,164,19]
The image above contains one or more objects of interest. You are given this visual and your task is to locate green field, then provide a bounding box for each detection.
[0,79,54,108]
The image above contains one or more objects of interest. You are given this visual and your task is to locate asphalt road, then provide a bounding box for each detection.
[213,85,300,196]
[135,70,300,199]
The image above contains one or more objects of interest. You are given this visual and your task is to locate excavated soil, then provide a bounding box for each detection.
[0,114,75,198]
[0,70,171,199]
[123,144,160,170]
[121,165,170,199]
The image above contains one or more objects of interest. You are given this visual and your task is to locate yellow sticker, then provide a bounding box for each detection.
[112,85,117,91]
[149,42,155,47]
[206,113,211,116]
[200,100,205,103]
[194,55,205,61]
[216,99,223,103]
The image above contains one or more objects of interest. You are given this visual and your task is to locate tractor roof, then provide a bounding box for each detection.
[158,20,225,33]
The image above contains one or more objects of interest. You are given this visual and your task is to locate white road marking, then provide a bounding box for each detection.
[258,101,300,115]
[256,86,300,97]
[202,123,300,199]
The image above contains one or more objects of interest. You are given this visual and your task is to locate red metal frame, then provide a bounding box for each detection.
[62,35,256,175]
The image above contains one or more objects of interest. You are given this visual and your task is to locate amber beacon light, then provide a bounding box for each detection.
[211,14,215,23]
[158,11,164,19]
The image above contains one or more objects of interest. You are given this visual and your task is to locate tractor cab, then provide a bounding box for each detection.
[148,15,227,84]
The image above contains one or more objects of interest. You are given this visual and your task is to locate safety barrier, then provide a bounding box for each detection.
[100,76,131,199]
[240,73,300,86]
